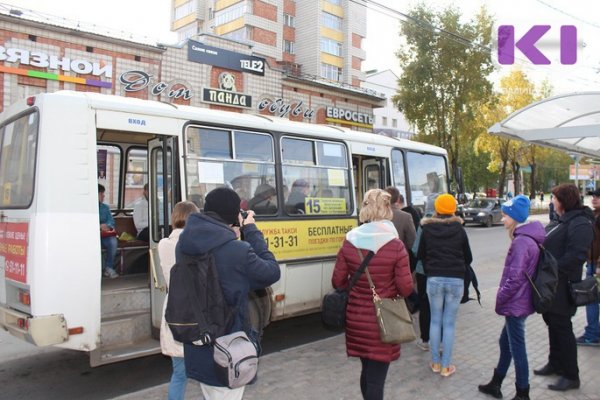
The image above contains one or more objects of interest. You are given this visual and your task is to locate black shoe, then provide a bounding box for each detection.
[548,377,580,391]
[533,363,559,376]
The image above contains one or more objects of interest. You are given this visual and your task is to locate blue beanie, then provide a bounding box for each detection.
[501,195,530,223]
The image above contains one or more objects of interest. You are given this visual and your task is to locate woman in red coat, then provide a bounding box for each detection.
[332,189,414,400]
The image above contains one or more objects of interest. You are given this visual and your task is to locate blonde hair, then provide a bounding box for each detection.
[503,213,518,240]
[359,189,393,223]
[171,201,199,229]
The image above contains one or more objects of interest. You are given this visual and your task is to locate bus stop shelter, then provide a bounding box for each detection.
[488,92,600,159]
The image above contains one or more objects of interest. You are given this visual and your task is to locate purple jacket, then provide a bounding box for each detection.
[495,221,545,317]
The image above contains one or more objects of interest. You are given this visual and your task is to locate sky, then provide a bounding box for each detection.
[3,0,600,94]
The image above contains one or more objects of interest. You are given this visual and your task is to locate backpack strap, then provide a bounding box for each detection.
[514,233,543,292]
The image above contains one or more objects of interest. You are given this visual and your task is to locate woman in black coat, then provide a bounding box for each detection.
[534,184,594,392]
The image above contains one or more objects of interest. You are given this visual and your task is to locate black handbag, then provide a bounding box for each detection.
[569,276,599,307]
[322,250,374,330]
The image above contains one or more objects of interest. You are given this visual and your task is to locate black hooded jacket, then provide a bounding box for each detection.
[417,215,473,279]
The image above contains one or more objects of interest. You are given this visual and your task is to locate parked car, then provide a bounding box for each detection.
[461,197,505,227]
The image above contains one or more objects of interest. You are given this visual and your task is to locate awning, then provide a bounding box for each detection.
[488,92,600,158]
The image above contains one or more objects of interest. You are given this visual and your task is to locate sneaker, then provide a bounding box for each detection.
[440,365,456,377]
[430,363,441,373]
[416,339,430,351]
[103,268,118,279]
[576,336,600,346]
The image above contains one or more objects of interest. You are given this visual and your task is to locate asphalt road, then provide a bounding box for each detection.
[0,221,515,400]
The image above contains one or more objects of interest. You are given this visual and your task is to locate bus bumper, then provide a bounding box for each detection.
[0,305,68,346]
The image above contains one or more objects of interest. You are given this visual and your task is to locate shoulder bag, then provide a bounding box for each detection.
[569,276,599,306]
[362,254,416,344]
[321,249,374,330]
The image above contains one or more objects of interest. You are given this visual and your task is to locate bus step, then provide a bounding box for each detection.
[90,337,160,367]
[101,278,150,316]
[100,310,151,348]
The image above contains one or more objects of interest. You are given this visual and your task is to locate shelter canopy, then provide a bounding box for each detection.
[489,92,600,158]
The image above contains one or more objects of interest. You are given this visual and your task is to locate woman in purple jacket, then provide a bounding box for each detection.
[478,195,545,400]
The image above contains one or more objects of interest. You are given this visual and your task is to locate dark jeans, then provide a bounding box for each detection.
[359,358,389,400]
[416,273,430,342]
[542,312,579,381]
[496,316,529,389]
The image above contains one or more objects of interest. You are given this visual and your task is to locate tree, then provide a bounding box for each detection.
[475,69,541,196]
[393,5,494,187]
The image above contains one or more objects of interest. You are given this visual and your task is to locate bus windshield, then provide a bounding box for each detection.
[406,152,448,210]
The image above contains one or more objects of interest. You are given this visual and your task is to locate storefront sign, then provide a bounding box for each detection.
[202,88,252,108]
[188,40,265,76]
[257,98,315,119]
[0,46,112,88]
[326,106,374,129]
[119,70,192,100]
[202,72,251,108]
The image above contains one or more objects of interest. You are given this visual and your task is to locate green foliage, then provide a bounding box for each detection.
[393,4,494,181]
[459,143,496,192]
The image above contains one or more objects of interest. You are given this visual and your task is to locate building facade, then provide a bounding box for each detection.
[0,5,383,131]
[363,70,413,139]
[171,0,366,87]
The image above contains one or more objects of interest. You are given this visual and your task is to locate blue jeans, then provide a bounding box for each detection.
[101,236,117,271]
[426,276,463,367]
[168,356,187,400]
[496,316,529,389]
[583,262,600,341]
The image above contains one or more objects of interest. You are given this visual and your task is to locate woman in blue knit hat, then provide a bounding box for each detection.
[478,195,545,400]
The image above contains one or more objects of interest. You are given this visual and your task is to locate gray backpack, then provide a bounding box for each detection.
[213,330,258,388]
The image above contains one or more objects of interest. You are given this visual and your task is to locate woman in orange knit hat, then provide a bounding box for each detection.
[417,193,472,377]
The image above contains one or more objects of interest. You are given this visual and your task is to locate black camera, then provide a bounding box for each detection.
[240,210,248,219]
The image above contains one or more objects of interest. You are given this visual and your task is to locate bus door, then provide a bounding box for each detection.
[354,157,388,204]
[147,136,179,335]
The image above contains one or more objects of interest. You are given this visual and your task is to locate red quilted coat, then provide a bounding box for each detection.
[332,234,413,362]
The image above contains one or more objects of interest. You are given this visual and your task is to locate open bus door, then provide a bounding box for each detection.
[354,157,388,204]
[148,136,179,339]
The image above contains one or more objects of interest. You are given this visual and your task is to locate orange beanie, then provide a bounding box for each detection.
[434,193,456,215]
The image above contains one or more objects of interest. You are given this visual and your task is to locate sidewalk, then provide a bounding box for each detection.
[117,213,600,400]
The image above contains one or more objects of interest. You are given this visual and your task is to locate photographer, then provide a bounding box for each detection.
[177,187,280,400]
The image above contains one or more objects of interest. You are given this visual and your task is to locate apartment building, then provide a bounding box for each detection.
[171,0,366,86]
[363,70,413,139]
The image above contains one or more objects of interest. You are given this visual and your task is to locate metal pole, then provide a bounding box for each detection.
[574,155,580,194]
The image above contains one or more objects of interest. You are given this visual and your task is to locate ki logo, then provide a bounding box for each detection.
[497,25,577,65]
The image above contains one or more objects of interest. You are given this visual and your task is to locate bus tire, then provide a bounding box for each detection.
[248,289,272,339]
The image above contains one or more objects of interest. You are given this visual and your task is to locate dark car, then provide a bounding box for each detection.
[461,198,505,227]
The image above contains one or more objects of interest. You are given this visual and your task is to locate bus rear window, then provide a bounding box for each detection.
[0,111,39,208]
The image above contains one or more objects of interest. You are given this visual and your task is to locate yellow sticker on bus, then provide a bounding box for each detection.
[255,218,357,261]
[303,197,347,215]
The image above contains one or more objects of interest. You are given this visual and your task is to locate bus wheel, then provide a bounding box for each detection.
[248,289,272,340]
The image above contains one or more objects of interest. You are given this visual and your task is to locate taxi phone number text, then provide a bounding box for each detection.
[265,235,298,249]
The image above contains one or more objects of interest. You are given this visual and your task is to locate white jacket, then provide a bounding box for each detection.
[158,228,183,357]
